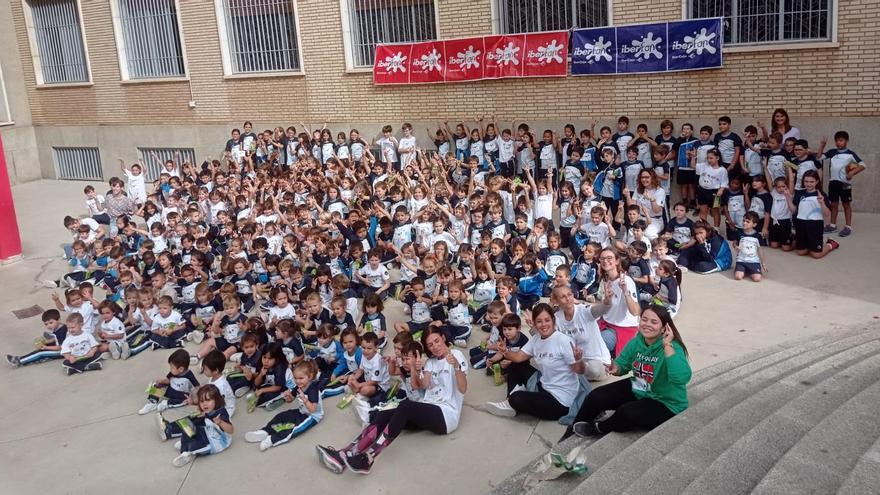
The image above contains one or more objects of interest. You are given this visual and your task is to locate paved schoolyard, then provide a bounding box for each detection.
[1,180,878,495]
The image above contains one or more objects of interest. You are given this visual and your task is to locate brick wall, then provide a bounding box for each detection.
[9,0,880,127]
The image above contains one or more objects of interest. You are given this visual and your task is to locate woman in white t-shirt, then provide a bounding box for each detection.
[552,285,613,380]
[484,303,585,420]
[627,169,666,240]
[597,248,641,357]
[315,327,467,474]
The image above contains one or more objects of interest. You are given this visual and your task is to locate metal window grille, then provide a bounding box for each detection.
[138,147,196,182]
[54,147,103,180]
[689,0,831,45]
[29,0,89,83]
[497,0,608,34]
[0,65,10,123]
[220,0,301,73]
[118,0,185,79]
[348,0,437,67]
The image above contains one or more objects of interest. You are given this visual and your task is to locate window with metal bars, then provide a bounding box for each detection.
[138,147,196,182]
[0,64,11,124]
[54,147,103,180]
[116,0,185,79]
[347,0,437,68]
[496,0,609,34]
[688,0,832,45]
[28,0,90,84]
[219,0,302,73]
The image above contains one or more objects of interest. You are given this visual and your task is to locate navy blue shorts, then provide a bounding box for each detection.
[735,262,762,275]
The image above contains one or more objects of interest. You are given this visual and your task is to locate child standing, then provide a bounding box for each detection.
[820,131,867,237]
[695,149,729,227]
[734,212,767,282]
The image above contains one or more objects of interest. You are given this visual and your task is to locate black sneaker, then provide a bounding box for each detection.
[572,420,604,438]
[343,452,373,475]
[480,324,492,333]
[85,361,103,372]
[66,367,76,376]
[558,425,575,443]
[315,445,346,474]
[6,355,20,368]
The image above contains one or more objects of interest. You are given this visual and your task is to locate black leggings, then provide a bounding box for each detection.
[508,383,569,420]
[573,378,675,432]
[353,400,447,457]
[602,196,620,229]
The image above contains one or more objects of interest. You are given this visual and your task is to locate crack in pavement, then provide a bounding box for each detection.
[0,412,136,445]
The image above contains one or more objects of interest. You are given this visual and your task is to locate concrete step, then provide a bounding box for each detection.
[748,380,880,495]
[681,352,880,494]
[835,436,880,495]
[488,324,880,495]
[567,331,880,495]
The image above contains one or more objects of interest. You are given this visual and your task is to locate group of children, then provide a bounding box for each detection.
[6,113,865,467]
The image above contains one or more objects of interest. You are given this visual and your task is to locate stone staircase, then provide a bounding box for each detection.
[491,322,880,495]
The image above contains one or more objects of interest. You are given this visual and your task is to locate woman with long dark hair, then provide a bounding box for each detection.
[760,108,800,142]
[564,305,691,440]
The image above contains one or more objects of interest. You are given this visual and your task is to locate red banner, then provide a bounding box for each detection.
[373,31,568,85]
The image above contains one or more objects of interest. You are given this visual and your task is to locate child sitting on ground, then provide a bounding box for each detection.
[7,309,67,368]
[59,313,103,375]
[157,384,233,468]
[138,349,200,414]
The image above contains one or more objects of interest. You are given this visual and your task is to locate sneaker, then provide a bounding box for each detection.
[190,355,200,366]
[245,430,269,443]
[839,226,852,237]
[265,397,284,411]
[188,331,205,344]
[85,361,102,371]
[151,342,160,351]
[172,452,195,468]
[42,331,58,343]
[173,440,181,450]
[138,401,158,415]
[229,352,242,364]
[572,420,604,438]
[41,279,59,289]
[823,224,837,233]
[234,386,251,398]
[157,400,170,412]
[101,352,112,360]
[453,339,467,348]
[66,367,76,376]
[156,413,168,441]
[259,302,272,312]
[344,452,374,475]
[110,342,121,360]
[481,324,492,333]
[259,436,273,452]
[827,239,840,250]
[120,341,131,360]
[316,445,346,474]
[485,400,517,418]
[6,355,20,368]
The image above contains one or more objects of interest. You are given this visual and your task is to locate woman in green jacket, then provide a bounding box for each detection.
[567,304,691,439]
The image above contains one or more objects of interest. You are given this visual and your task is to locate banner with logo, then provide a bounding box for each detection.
[373,31,568,85]
[571,18,722,76]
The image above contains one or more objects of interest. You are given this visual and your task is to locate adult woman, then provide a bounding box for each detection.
[597,248,641,357]
[564,305,691,440]
[760,108,800,142]
[315,328,467,475]
[627,169,666,240]
[484,303,585,420]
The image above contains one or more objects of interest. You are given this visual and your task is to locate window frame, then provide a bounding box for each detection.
[339,0,441,72]
[213,0,305,78]
[109,0,189,82]
[683,0,838,51]
[0,62,12,126]
[490,0,613,35]
[21,0,93,87]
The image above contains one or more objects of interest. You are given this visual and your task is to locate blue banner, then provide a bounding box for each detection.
[570,27,616,75]
[571,18,723,76]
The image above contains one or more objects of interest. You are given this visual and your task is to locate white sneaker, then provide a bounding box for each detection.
[138,401,158,415]
[259,436,273,452]
[245,430,269,443]
[172,452,195,467]
[188,331,205,344]
[173,440,181,450]
[156,413,168,441]
[110,342,121,360]
[157,400,170,412]
[234,386,251,398]
[120,341,131,360]
[229,352,242,364]
[453,339,467,348]
[485,400,517,418]
[41,279,59,289]
[190,355,200,366]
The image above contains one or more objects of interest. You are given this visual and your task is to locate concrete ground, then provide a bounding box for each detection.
[0,180,878,495]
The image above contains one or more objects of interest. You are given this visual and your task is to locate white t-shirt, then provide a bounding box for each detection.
[522,331,578,407]
[602,276,639,327]
[208,375,236,417]
[534,194,553,221]
[100,317,125,339]
[60,331,98,358]
[358,264,389,288]
[151,311,184,332]
[66,301,96,333]
[85,195,105,216]
[268,304,295,323]
[398,136,417,167]
[420,349,468,433]
[555,305,611,365]
[360,353,392,391]
[696,164,729,190]
[124,170,147,202]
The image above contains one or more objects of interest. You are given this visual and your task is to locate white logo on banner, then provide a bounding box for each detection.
[533,39,564,64]
[450,45,481,70]
[582,36,613,62]
[681,28,718,56]
[622,31,663,60]
[491,42,521,66]
[415,48,443,72]
[380,52,408,73]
